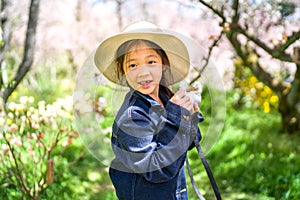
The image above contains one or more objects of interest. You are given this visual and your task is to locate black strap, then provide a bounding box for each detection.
[186,139,222,200]
[186,158,206,200]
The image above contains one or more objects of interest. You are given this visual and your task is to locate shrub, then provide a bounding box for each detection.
[0,96,79,199]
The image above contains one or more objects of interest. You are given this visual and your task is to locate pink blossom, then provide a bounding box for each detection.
[10,124,18,132]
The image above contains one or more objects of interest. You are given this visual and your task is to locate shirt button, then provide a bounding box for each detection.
[183,115,189,121]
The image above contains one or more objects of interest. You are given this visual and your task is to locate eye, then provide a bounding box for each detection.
[128,64,137,68]
[148,61,157,64]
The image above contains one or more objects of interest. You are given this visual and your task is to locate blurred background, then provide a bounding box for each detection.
[0,0,299,199]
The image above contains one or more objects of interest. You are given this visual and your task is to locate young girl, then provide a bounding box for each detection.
[94,21,203,200]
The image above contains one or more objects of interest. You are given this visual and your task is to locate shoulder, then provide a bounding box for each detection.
[115,95,151,125]
[116,91,155,116]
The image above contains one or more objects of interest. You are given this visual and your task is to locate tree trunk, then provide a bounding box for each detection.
[2,0,40,104]
[279,64,300,133]
[0,0,12,90]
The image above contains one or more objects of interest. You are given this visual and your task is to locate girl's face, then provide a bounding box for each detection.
[123,43,163,99]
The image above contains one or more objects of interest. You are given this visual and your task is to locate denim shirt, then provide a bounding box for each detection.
[109,89,203,200]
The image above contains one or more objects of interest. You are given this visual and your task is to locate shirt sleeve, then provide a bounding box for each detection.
[111,100,199,183]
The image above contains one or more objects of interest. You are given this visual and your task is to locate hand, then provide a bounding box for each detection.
[170,88,199,113]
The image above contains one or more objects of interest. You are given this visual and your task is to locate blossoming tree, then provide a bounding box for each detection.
[195,0,300,133]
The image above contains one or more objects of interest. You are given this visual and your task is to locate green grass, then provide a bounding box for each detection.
[187,107,300,200]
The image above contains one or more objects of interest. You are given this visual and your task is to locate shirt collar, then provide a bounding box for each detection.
[130,89,168,108]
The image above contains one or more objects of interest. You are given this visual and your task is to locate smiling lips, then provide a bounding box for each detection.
[138,80,153,88]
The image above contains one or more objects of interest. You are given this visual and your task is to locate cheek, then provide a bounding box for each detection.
[125,72,137,87]
[153,67,163,81]
[125,71,135,81]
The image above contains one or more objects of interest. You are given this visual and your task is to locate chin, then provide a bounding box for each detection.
[138,87,155,95]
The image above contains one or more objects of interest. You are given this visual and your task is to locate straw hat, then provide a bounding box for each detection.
[94,21,190,86]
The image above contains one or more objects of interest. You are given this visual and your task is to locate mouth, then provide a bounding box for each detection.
[138,80,153,88]
[138,80,153,85]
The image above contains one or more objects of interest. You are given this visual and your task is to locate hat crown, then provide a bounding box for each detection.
[122,21,162,33]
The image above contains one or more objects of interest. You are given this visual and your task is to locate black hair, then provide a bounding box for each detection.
[115,39,174,98]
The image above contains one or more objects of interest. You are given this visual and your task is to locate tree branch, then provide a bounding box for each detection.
[228,29,289,93]
[234,24,295,62]
[4,133,33,199]
[189,31,225,85]
[198,0,226,23]
[232,0,240,23]
[275,30,300,56]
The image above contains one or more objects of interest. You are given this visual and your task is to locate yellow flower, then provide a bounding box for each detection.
[11,92,18,100]
[234,59,243,67]
[263,102,270,113]
[247,53,258,63]
[270,95,279,104]
[263,86,272,95]
[261,91,267,98]
[6,118,13,125]
[255,82,264,90]
[4,133,11,142]
[249,76,257,84]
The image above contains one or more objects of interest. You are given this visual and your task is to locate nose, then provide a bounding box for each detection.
[137,65,150,77]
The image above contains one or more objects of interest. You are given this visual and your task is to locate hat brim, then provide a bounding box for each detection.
[94,30,190,86]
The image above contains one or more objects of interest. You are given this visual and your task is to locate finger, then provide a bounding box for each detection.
[171,89,185,104]
[193,102,199,112]
[175,88,185,99]
[170,93,180,104]
[181,100,193,112]
[181,96,191,104]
